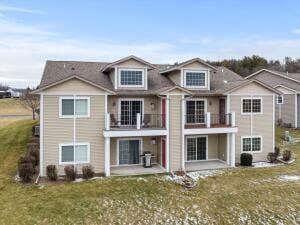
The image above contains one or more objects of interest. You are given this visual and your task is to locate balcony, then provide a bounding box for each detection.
[106,113,165,130]
[184,112,236,130]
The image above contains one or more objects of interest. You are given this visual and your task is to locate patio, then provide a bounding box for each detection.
[110,164,166,176]
[185,160,230,171]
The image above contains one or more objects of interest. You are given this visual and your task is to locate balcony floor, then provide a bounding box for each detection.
[185,160,230,171]
[110,164,166,176]
[185,124,231,129]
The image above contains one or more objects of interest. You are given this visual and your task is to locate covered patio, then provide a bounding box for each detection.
[110,164,166,176]
[185,160,230,171]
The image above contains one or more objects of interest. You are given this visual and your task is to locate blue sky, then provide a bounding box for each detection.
[0,0,300,87]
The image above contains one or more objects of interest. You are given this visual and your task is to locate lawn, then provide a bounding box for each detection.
[0,119,299,224]
[0,98,31,116]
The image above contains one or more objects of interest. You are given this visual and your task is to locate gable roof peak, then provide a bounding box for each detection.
[101,55,157,72]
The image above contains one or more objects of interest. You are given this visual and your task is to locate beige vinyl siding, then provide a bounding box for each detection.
[117,58,146,67]
[218,134,227,161]
[109,69,115,88]
[229,82,274,162]
[108,96,160,115]
[43,95,105,175]
[110,136,160,165]
[167,70,181,85]
[43,78,105,94]
[275,94,296,127]
[169,95,182,171]
[182,61,210,69]
[230,94,273,162]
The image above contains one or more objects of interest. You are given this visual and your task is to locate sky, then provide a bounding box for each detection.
[0,0,300,88]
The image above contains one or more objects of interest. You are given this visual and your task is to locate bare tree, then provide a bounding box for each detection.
[19,88,40,120]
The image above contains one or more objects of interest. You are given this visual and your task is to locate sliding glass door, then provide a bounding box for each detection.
[186,136,207,161]
[186,100,206,124]
[120,100,143,126]
[119,139,141,165]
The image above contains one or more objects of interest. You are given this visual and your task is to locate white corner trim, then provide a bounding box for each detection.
[40,93,44,176]
[273,94,275,152]
[295,93,298,128]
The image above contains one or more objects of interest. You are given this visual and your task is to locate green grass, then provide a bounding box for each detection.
[0,119,299,224]
[0,98,31,116]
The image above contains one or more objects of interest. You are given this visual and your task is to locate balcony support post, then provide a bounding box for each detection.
[137,113,141,130]
[105,137,110,176]
[206,112,211,128]
[106,113,110,130]
[231,112,236,127]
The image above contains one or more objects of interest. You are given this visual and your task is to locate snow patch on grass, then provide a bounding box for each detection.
[252,161,283,168]
[278,175,300,182]
[187,169,224,181]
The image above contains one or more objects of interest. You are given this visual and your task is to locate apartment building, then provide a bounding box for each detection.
[34,56,280,176]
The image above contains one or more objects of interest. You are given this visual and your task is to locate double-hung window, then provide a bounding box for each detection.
[184,70,207,88]
[119,69,144,87]
[59,143,90,164]
[276,95,283,104]
[241,136,262,153]
[241,97,262,115]
[60,97,90,118]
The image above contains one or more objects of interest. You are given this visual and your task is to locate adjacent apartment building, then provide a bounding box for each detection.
[34,56,281,177]
[245,69,300,128]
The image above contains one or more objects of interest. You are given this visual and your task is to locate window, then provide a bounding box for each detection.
[241,98,262,114]
[119,69,144,87]
[276,95,283,104]
[59,143,90,164]
[118,139,141,165]
[184,70,207,88]
[186,136,207,161]
[241,136,262,152]
[60,97,90,118]
[186,100,206,124]
[119,99,143,126]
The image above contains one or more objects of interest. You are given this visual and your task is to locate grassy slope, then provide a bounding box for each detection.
[0,98,31,115]
[0,120,299,224]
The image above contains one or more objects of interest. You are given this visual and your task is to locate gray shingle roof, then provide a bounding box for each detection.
[39,60,245,95]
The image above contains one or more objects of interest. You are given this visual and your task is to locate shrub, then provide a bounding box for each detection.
[82,165,95,179]
[267,152,277,163]
[46,165,58,181]
[18,162,34,182]
[27,148,39,166]
[64,165,77,181]
[282,150,291,162]
[240,153,253,166]
[28,136,39,144]
[18,155,36,167]
[274,146,280,157]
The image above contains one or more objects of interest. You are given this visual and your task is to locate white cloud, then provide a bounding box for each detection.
[0,4,42,14]
[1,8,300,88]
[292,28,300,34]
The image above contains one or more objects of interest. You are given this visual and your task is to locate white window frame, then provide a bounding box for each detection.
[185,98,207,124]
[59,142,90,165]
[118,98,144,126]
[241,136,263,153]
[59,96,90,118]
[116,138,143,165]
[241,97,263,115]
[276,95,284,104]
[185,135,208,162]
[118,68,145,88]
[183,70,208,89]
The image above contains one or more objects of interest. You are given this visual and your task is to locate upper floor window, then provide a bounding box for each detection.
[119,69,144,87]
[59,96,90,118]
[241,97,262,115]
[276,95,283,104]
[184,70,207,88]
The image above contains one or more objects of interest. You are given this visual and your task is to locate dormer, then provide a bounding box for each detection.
[160,58,217,91]
[102,55,156,90]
